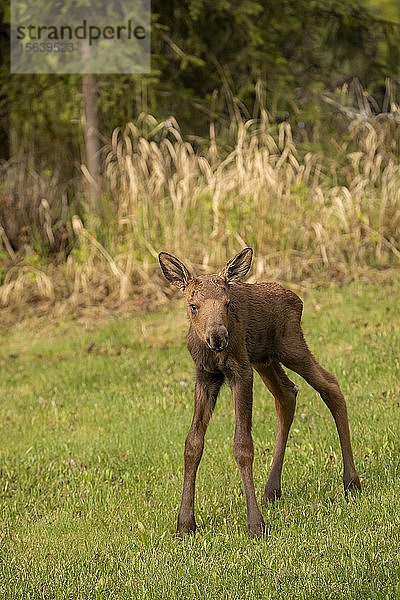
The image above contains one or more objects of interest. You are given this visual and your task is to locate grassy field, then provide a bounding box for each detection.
[1,277,400,599]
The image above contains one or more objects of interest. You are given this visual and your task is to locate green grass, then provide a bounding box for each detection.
[1,279,400,599]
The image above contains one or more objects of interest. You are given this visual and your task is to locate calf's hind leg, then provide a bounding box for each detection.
[254,361,298,505]
[280,336,361,494]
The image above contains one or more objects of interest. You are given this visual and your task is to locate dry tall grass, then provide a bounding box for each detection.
[1,96,400,311]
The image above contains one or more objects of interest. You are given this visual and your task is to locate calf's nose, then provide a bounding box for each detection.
[205,328,229,352]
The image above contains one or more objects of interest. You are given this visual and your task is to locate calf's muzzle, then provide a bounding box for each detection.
[205,326,229,352]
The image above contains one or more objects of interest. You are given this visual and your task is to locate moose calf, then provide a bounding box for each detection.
[159,248,360,538]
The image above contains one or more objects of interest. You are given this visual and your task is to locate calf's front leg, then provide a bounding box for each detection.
[230,369,265,538]
[177,369,223,536]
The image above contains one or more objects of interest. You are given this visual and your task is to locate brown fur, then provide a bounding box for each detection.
[159,248,361,538]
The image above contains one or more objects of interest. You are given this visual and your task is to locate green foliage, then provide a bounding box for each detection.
[366,0,400,24]
[0,250,8,284]
[1,280,400,597]
[70,244,89,265]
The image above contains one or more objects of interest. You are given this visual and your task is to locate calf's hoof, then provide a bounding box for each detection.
[177,516,196,538]
[247,514,266,539]
[262,486,282,507]
[344,473,361,497]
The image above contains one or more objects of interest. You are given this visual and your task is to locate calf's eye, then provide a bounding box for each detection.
[190,304,198,313]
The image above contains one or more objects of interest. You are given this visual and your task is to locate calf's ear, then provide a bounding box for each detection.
[158,252,192,291]
[220,247,253,283]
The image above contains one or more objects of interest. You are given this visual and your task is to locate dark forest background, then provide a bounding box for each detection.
[1,0,400,309]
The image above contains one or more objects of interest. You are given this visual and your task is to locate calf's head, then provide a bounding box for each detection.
[159,248,253,352]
